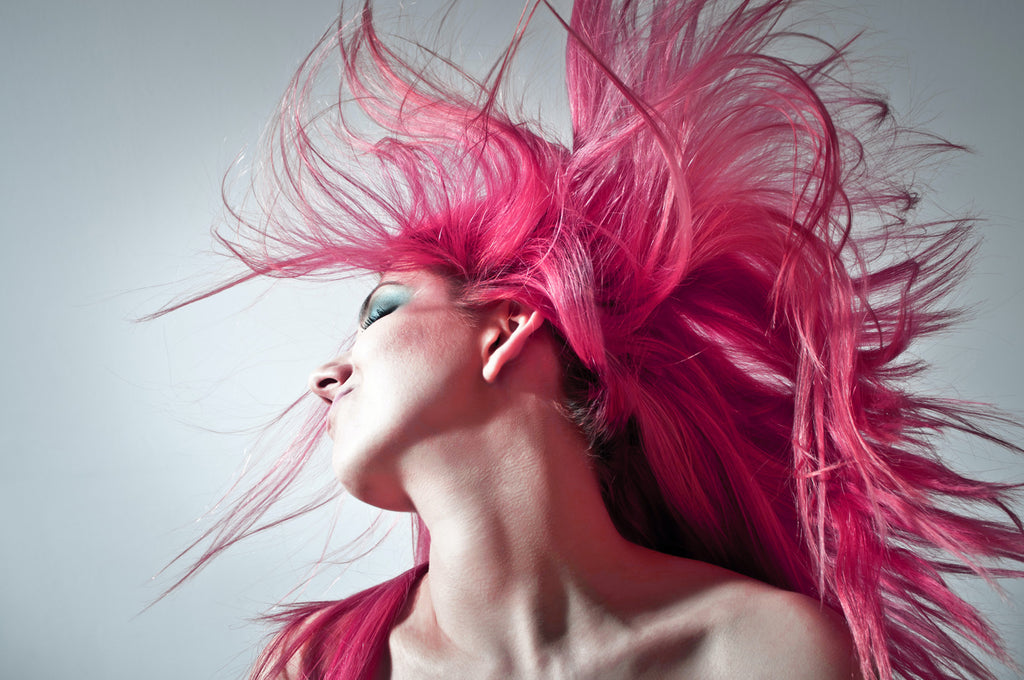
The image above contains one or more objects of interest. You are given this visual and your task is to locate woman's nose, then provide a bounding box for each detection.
[308,356,353,404]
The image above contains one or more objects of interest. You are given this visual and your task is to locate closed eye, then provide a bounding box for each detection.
[359,283,411,329]
[361,302,395,328]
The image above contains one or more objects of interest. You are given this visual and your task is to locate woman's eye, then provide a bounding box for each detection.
[359,286,411,329]
[361,302,395,329]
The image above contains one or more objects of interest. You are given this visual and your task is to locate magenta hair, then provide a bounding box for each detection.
[157,1,1024,678]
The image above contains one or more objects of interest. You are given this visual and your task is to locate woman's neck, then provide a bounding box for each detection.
[396,393,645,663]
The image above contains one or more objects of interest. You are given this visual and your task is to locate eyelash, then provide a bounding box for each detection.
[361,302,396,329]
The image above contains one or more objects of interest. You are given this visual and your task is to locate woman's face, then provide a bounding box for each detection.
[309,270,486,510]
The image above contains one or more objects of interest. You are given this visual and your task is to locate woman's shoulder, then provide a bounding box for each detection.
[699,579,859,679]
[627,558,860,680]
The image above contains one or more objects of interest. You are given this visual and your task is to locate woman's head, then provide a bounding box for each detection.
[307,268,560,511]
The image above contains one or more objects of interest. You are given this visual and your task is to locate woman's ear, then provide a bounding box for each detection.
[480,300,545,383]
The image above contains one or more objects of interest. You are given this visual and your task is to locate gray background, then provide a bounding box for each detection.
[2,1,1022,678]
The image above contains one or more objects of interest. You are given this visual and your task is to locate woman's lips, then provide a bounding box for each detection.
[326,387,353,438]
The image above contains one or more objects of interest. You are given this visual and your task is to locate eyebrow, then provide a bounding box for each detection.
[358,279,405,324]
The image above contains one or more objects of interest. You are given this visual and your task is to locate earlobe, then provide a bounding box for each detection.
[481,301,545,383]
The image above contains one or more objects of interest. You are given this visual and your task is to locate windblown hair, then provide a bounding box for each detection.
[164,1,1024,678]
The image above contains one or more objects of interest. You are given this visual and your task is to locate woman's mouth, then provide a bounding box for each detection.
[326,387,353,438]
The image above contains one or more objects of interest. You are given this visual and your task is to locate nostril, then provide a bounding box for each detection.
[309,356,352,403]
[317,376,339,390]
[309,372,340,403]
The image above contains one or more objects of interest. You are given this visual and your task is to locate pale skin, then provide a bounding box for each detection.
[305,269,861,680]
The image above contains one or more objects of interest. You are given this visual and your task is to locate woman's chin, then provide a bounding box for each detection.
[333,453,413,512]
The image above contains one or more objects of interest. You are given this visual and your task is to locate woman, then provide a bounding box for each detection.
[162,0,1024,678]
[297,268,860,679]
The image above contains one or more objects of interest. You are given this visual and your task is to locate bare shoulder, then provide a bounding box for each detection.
[610,555,860,680]
[697,580,861,680]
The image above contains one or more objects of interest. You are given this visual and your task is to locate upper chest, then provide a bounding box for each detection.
[381,606,717,680]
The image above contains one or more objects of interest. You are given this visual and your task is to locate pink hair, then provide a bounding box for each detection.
[158,1,1024,678]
